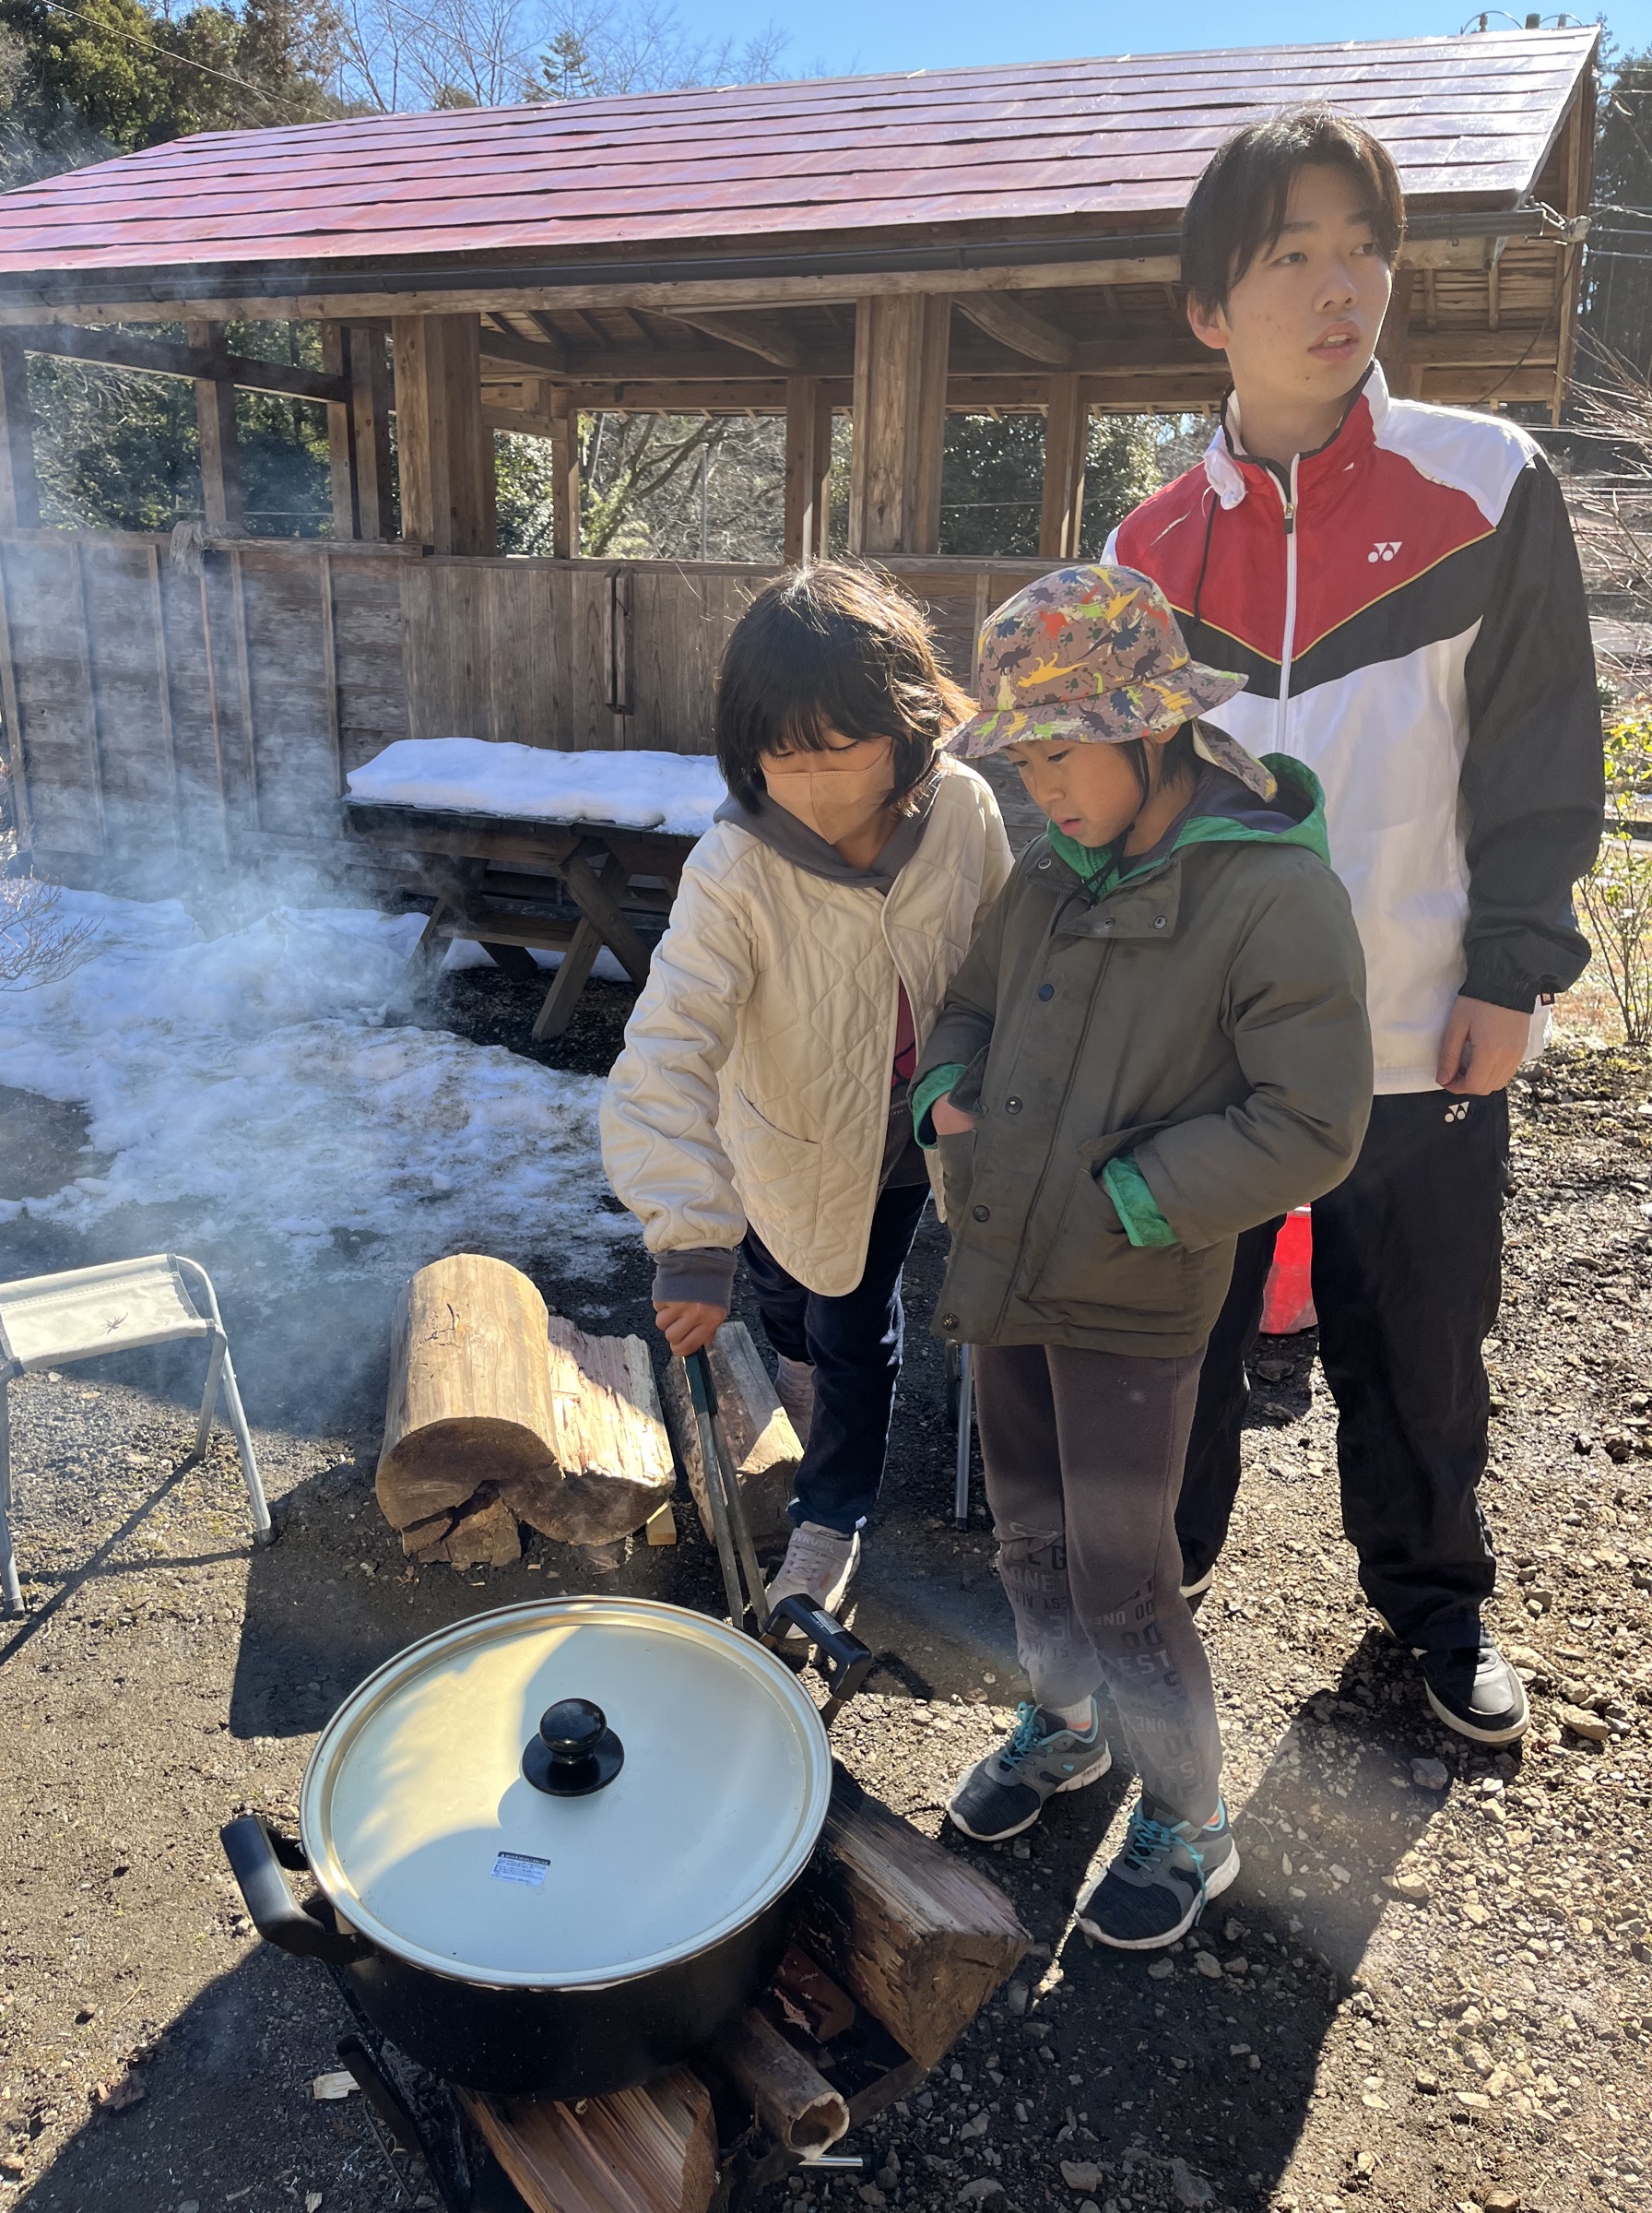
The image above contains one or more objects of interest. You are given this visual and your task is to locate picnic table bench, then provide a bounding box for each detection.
[340,800,697,1039]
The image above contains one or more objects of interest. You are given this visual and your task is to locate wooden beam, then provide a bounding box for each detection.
[662,310,804,367]
[348,321,395,539]
[13,320,347,402]
[549,385,579,561]
[322,322,359,538]
[525,311,569,365]
[186,319,242,527]
[392,314,494,554]
[955,291,1077,367]
[0,330,40,529]
[1405,329,1558,368]
[1038,372,1087,562]
[849,292,949,557]
[784,377,832,564]
[485,337,849,384]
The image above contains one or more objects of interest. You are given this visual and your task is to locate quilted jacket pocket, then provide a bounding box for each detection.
[726,1086,824,1215]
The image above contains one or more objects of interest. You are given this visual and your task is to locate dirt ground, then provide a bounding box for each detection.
[1,964,1650,2213]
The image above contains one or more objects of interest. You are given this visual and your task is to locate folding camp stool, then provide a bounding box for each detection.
[0,1252,271,1615]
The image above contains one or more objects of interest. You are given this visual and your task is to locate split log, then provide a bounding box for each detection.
[443,1492,522,1569]
[462,2068,716,2213]
[376,1258,675,1554]
[708,2006,848,2153]
[377,1255,560,1530]
[661,1321,799,1546]
[795,1773,1030,2068]
[770,1942,856,2042]
[500,1319,674,1546]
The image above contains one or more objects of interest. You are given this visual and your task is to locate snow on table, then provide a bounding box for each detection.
[346,737,726,839]
[0,891,636,1285]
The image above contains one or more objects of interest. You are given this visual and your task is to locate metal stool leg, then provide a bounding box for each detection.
[216,1344,272,1544]
[0,1379,22,1615]
[953,1343,974,1529]
[195,1331,229,1459]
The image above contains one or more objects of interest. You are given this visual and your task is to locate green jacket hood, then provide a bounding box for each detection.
[1046,753,1329,895]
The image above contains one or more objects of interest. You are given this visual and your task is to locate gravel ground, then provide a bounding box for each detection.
[1,964,1649,2213]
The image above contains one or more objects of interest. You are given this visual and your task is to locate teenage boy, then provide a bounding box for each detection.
[1108,107,1603,1745]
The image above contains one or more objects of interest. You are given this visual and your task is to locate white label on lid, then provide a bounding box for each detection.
[491,1851,550,1888]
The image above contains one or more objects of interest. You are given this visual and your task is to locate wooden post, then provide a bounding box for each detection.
[0,333,40,530]
[1038,373,1089,562]
[186,320,242,528]
[550,386,580,559]
[1376,268,1418,401]
[784,377,831,564]
[848,293,950,555]
[322,322,395,539]
[391,314,495,554]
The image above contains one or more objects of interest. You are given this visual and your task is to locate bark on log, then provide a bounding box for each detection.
[499,1319,674,1546]
[462,2068,716,2213]
[377,1255,560,1530]
[708,2006,849,2153]
[662,1321,799,1546]
[795,1773,1031,2067]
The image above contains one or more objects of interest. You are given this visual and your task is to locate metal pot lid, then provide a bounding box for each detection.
[299,1598,831,1988]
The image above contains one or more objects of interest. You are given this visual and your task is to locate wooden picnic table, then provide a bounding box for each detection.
[340,799,697,1039]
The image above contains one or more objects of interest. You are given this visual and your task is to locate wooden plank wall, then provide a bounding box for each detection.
[0,533,1054,887]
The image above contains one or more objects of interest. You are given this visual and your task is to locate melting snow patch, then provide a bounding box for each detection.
[347,737,726,838]
[0,891,633,1284]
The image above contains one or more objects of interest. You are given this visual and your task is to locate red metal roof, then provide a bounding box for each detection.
[0,28,1597,277]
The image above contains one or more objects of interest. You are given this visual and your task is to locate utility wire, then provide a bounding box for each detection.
[33,0,298,123]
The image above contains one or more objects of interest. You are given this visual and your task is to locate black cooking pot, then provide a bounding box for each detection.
[222,1594,857,2097]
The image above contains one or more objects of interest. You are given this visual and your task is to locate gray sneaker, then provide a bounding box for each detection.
[1076,1795,1239,1949]
[947,1698,1113,1842]
[764,1521,859,1648]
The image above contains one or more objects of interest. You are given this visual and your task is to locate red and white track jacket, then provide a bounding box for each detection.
[1108,363,1602,1095]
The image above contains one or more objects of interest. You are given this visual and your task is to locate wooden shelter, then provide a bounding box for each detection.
[0,26,1599,891]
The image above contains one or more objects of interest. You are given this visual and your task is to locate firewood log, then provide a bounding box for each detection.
[708,2006,848,2152]
[795,1773,1031,2068]
[661,1321,799,1546]
[462,2067,716,2213]
[499,1320,674,1546]
[376,1255,560,1531]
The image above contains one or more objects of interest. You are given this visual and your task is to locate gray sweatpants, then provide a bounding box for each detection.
[974,1343,1223,1828]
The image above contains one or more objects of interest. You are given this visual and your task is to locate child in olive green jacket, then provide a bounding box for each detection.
[918,562,1370,1949]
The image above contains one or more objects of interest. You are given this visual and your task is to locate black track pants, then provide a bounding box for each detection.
[1176,1089,1507,1650]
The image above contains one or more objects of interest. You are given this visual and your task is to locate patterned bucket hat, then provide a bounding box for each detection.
[950,562,1271,799]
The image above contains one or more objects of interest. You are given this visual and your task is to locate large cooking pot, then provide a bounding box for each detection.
[221,1594,854,2097]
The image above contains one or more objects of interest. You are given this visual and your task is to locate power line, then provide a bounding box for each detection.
[33,0,296,121]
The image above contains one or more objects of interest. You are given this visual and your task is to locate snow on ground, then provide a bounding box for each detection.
[347,737,726,837]
[0,891,636,1286]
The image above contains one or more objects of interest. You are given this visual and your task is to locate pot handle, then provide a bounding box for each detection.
[220,1817,370,1965]
[765,1596,873,1724]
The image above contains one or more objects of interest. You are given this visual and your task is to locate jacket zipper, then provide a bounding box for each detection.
[1274,456,1300,753]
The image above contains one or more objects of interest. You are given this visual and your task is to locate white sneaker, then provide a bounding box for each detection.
[764,1521,860,1645]
[774,1355,815,1445]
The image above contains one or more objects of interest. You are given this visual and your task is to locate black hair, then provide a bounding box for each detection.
[1118,723,1198,810]
[715,562,973,813]
[1180,106,1405,316]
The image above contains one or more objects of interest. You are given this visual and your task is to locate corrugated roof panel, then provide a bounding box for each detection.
[0,28,1597,278]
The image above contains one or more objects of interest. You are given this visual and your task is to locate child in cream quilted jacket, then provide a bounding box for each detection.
[601,563,1011,1628]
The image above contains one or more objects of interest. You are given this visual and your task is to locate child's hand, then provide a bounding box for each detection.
[654,1300,728,1355]
[931,1093,978,1136]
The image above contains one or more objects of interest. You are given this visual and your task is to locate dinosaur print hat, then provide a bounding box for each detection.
[949,562,1270,799]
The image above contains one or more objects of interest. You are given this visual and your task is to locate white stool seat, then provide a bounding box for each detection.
[0,1255,214,1371]
[0,1251,271,1614]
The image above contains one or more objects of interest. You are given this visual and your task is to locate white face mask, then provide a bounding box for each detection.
[760,740,896,849]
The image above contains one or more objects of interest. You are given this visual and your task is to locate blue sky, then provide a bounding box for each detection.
[702,3,1638,84]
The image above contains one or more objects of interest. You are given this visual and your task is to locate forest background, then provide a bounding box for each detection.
[5,0,1651,562]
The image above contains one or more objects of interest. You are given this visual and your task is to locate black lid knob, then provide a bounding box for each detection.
[523,1697,624,1797]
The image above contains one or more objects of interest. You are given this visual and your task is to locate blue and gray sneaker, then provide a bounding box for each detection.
[1076,1795,1239,1949]
[947,1698,1113,1842]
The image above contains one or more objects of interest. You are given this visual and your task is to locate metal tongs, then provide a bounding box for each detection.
[684,1347,872,1725]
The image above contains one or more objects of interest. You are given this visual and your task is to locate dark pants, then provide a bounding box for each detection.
[974,1343,1221,1826]
[742,1181,930,1537]
[1177,1089,1507,1650]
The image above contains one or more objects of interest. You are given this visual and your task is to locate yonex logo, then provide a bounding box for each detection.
[1444,1100,1470,1123]
[1368,541,1402,563]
